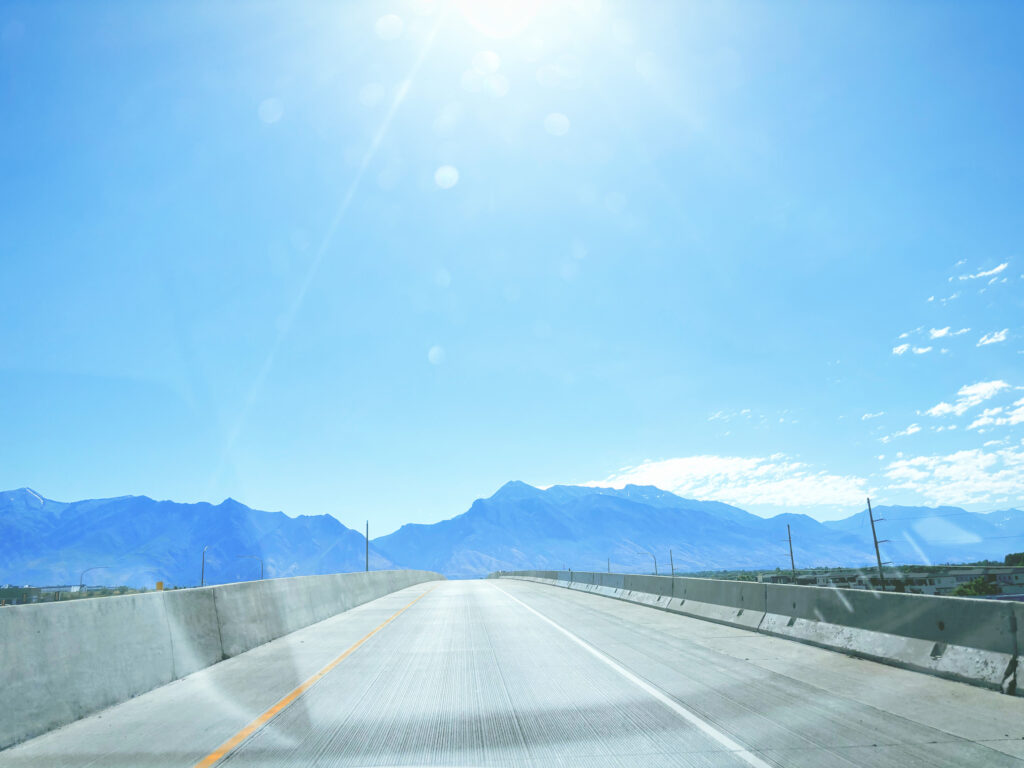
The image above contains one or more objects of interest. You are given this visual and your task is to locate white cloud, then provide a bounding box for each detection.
[926,380,1010,417]
[708,409,754,422]
[912,346,932,355]
[892,343,910,356]
[586,455,867,509]
[861,411,885,420]
[978,329,1009,346]
[880,423,921,443]
[927,327,969,341]
[967,398,1024,431]
[959,262,1008,281]
[885,446,1024,505]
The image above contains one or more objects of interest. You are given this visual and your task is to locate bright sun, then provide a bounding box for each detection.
[455,0,545,39]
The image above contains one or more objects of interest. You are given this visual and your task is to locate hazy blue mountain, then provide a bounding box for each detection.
[372,481,875,577]
[6,485,1022,584]
[373,482,1024,578]
[0,488,390,588]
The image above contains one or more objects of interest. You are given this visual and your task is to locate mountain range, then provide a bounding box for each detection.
[3,483,1023,585]
[0,488,392,588]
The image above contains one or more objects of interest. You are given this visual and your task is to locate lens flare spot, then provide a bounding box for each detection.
[544,112,570,136]
[375,14,404,40]
[434,165,460,189]
[428,345,446,365]
[485,74,510,97]
[472,50,501,74]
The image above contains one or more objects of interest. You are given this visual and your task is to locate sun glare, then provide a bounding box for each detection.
[456,0,545,38]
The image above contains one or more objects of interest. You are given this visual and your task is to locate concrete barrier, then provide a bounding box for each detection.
[673,577,766,629]
[496,570,1021,695]
[761,583,1020,694]
[0,569,443,750]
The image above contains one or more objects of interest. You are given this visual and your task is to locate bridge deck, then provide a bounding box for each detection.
[2,579,1023,767]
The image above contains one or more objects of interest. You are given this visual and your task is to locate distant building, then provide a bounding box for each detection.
[758,565,1024,598]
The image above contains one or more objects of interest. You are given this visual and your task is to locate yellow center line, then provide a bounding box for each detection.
[193,585,436,768]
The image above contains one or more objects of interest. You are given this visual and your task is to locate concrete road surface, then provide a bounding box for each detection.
[2,579,1023,767]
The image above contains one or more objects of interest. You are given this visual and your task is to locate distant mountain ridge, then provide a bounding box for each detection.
[0,488,392,587]
[372,481,1024,578]
[3,484,1023,584]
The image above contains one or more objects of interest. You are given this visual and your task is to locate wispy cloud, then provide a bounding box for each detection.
[586,455,867,508]
[892,343,910,356]
[978,328,1009,346]
[708,409,752,422]
[967,398,1024,431]
[880,423,921,443]
[926,380,1010,417]
[912,346,932,355]
[885,445,1024,505]
[861,411,885,420]
[958,262,1008,281]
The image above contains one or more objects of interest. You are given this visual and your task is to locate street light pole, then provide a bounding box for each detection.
[201,545,210,587]
[365,520,369,572]
[79,566,109,590]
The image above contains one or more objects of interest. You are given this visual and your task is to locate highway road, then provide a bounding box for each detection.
[2,579,1024,767]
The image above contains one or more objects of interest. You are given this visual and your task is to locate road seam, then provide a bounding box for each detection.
[192,585,436,768]
[494,583,774,768]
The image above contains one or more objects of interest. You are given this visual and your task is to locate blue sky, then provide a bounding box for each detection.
[2,0,1022,534]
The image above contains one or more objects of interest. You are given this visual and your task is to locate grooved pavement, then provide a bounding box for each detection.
[2,579,1023,767]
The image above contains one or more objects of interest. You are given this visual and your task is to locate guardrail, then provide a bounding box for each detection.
[494,570,1022,697]
[0,569,444,750]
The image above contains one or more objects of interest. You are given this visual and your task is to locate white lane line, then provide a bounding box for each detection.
[494,584,774,768]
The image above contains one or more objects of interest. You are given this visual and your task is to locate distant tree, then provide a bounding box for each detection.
[1004,552,1024,567]
[952,575,1000,597]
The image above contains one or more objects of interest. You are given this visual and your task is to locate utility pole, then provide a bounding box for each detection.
[607,557,610,573]
[200,545,209,587]
[669,549,675,577]
[867,498,889,589]
[365,521,369,572]
[637,551,657,575]
[786,525,796,581]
